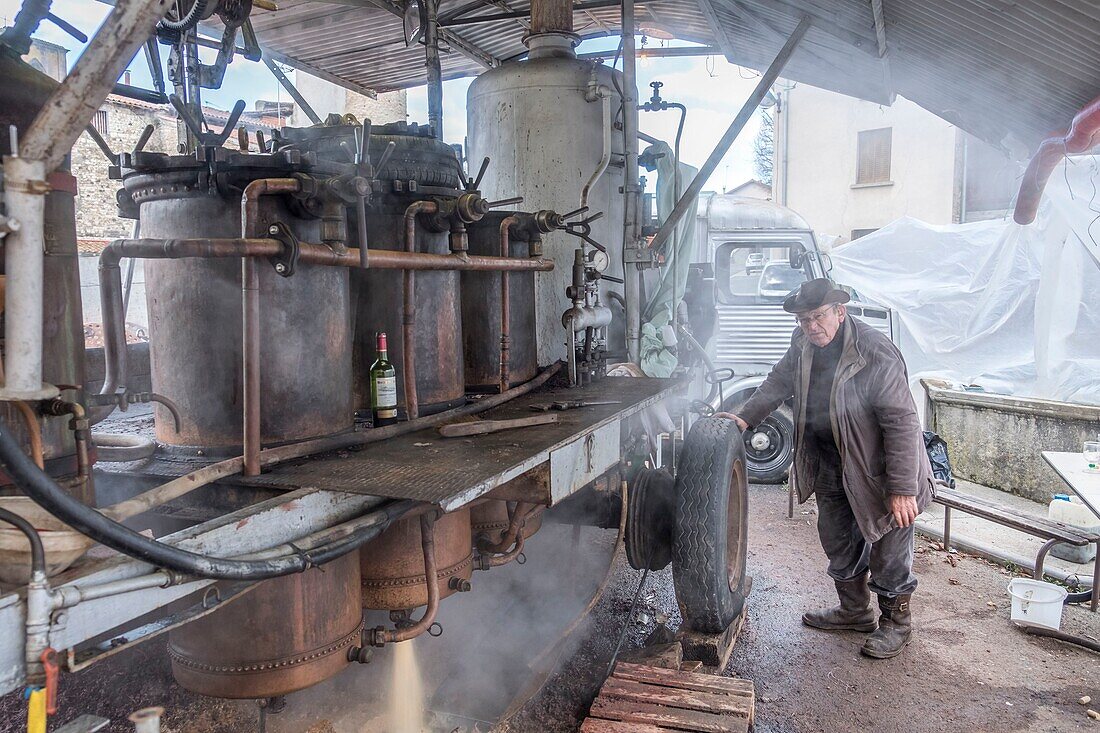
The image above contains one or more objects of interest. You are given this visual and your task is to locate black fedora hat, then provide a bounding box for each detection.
[783,278,851,314]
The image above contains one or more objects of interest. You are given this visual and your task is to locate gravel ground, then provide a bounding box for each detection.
[1,483,1097,732]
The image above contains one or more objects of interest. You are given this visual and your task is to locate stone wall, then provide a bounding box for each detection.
[71,99,175,240]
[926,385,1100,503]
[346,89,407,126]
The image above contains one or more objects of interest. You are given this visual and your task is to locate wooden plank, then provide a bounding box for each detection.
[601,679,752,717]
[580,719,674,733]
[613,662,754,696]
[935,488,1095,544]
[680,603,746,670]
[438,413,559,437]
[590,697,750,733]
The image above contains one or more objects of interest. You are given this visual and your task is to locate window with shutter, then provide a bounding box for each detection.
[856,127,891,184]
[92,109,109,136]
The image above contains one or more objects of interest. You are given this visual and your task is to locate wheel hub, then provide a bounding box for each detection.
[749,430,771,451]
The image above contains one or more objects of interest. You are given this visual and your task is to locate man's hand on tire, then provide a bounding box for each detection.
[888,494,919,528]
[713,412,748,432]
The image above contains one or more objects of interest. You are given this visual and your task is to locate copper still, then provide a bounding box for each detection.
[167,551,363,699]
[118,152,353,451]
[359,507,473,609]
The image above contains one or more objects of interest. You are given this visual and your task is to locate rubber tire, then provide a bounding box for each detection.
[672,417,749,633]
[731,402,794,484]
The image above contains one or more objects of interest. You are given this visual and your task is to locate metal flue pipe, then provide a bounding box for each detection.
[621,0,642,363]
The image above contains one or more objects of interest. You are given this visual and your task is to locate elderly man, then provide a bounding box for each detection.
[718,278,934,659]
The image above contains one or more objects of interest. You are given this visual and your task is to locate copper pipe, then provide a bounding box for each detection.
[498,216,521,394]
[240,179,302,476]
[93,231,552,425]
[402,201,439,420]
[101,238,554,271]
[480,528,524,569]
[45,399,91,485]
[14,401,44,469]
[477,501,537,554]
[372,513,440,645]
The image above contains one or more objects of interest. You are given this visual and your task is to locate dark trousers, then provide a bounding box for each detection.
[814,461,917,598]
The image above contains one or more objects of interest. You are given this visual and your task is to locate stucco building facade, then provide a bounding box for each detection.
[772,83,1021,243]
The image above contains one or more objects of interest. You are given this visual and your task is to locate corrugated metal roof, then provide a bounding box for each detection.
[239,0,1100,151]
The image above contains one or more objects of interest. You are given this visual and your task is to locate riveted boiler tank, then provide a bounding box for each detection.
[0,53,88,501]
[168,551,362,698]
[359,508,473,610]
[118,149,352,452]
[467,31,630,365]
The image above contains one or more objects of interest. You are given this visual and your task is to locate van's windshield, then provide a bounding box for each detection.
[715,241,811,304]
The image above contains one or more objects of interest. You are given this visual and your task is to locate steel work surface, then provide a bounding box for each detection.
[238,377,680,510]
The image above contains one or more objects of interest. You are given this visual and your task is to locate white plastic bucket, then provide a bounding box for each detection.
[1007,578,1067,630]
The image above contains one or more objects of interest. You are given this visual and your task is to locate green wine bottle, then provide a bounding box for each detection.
[370,332,398,426]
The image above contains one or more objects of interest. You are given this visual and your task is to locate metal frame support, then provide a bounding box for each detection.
[621,0,643,363]
[647,17,809,257]
[1,0,171,401]
[869,0,896,104]
[263,56,322,125]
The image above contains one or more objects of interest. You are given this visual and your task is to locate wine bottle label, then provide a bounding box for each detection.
[374,376,397,408]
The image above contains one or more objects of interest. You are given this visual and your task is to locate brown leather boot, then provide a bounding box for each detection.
[802,574,877,632]
[861,594,913,659]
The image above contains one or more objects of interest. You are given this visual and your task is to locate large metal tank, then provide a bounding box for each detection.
[467,34,630,365]
[168,552,362,698]
[350,122,466,415]
[461,211,537,391]
[121,155,353,451]
[0,54,87,499]
[359,508,473,610]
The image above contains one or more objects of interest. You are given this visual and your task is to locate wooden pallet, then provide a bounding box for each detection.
[581,661,755,732]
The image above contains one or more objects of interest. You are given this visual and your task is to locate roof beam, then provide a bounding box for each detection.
[262,45,380,98]
[752,0,878,57]
[694,0,739,63]
[359,0,501,68]
[715,0,851,81]
[869,0,896,103]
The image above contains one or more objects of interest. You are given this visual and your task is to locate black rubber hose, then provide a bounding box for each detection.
[158,0,208,31]
[0,363,561,581]
[0,505,45,576]
[0,416,413,581]
[1022,624,1100,653]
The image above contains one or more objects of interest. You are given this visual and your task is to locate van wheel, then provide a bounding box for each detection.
[729,402,794,484]
[672,418,749,633]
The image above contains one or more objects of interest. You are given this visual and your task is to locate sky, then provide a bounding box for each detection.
[1,0,767,191]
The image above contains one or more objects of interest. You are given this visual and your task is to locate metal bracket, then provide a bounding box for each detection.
[266,222,300,277]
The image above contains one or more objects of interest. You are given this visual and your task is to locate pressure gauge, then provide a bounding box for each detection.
[588,249,610,273]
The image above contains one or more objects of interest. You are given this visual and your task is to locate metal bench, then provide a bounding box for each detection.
[935,487,1100,611]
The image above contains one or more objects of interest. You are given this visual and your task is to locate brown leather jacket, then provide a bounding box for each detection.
[740,317,934,542]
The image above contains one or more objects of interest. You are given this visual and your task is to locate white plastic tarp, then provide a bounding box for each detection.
[828,156,1100,405]
[639,140,700,378]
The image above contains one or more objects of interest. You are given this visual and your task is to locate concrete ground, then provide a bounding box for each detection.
[506,483,1100,733]
[1,482,1096,732]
